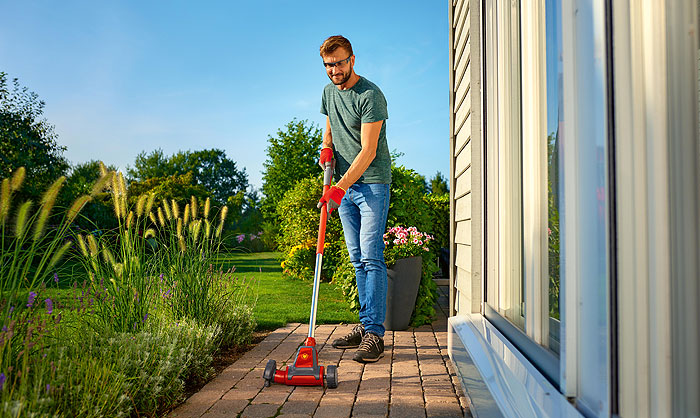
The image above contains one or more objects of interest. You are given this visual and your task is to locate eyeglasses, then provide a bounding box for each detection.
[323,56,352,68]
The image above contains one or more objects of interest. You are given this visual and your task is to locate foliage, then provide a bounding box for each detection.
[261,119,322,222]
[232,188,264,234]
[423,193,449,251]
[383,226,434,267]
[281,241,315,281]
[412,255,439,326]
[127,148,248,206]
[0,73,69,203]
[332,249,360,311]
[428,171,449,196]
[276,176,344,281]
[387,165,431,232]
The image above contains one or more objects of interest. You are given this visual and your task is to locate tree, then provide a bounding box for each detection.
[0,72,69,201]
[428,171,449,196]
[261,119,322,221]
[127,148,247,206]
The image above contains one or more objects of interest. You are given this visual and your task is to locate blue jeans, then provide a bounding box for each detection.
[338,183,391,337]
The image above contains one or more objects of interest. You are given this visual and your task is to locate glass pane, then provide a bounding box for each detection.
[545,0,562,354]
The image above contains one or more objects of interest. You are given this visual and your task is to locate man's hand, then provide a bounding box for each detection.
[317,185,345,213]
[319,147,333,168]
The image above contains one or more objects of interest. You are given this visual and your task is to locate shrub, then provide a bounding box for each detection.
[423,193,449,251]
[387,165,431,232]
[277,176,344,281]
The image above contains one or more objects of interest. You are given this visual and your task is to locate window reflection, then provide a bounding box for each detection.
[546,0,562,354]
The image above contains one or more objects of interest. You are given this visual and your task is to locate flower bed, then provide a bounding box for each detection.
[0,167,256,416]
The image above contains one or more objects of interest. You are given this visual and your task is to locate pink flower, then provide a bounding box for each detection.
[236,234,245,243]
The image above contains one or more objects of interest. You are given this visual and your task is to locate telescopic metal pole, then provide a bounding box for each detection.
[308,162,334,339]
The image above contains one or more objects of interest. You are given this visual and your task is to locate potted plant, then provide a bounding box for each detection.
[383,226,434,330]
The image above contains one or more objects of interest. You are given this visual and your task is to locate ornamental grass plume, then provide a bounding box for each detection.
[98,161,108,177]
[77,234,89,257]
[190,196,198,220]
[192,220,202,244]
[91,171,113,196]
[14,201,32,237]
[162,199,172,221]
[157,207,166,228]
[0,178,10,225]
[216,206,228,238]
[149,211,157,225]
[136,194,148,217]
[68,195,92,223]
[204,197,211,219]
[87,234,99,257]
[10,166,25,191]
[47,240,73,270]
[33,176,65,241]
[145,193,156,215]
[171,199,180,219]
[126,211,134,230]
[183,204,191,226]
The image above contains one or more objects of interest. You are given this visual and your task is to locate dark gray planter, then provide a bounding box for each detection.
[384,255,422,331]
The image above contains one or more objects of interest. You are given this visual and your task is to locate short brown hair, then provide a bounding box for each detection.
[320,35,353,57]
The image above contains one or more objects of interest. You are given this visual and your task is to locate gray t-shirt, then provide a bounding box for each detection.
[320,76,392,184]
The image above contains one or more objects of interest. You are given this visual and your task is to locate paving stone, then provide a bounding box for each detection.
[351,394,389,416]
[425,399,464,418]
[240,403,281,418]
[389,395,426,418]
[203,397,250,417]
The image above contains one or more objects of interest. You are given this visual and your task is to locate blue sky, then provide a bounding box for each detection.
[0,1,449,190]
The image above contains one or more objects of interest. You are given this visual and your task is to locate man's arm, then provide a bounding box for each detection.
[335,119,383,191]
[322,116,333,149]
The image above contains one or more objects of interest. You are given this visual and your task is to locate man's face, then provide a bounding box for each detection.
[322,48,354,86]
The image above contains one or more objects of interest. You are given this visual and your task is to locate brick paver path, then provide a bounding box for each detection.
[170,286,471,418]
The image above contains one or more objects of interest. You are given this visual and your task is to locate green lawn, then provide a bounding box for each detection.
[211,251,357,330]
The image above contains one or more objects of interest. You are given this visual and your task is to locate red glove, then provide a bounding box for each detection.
[317,185,345,213]
[319,147,333,167]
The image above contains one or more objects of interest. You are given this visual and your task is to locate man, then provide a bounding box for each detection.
[316,35,392,363]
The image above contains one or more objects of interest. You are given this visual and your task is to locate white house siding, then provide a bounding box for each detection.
[449,0,482,318]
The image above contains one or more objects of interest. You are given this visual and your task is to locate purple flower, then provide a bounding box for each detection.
[8,306,13,316]
[0,373,5,391]
[143,313,149,322]
[236,234,245,243]
[54,273,59,284]
[44,299,53,315]
[26,292,37,308]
